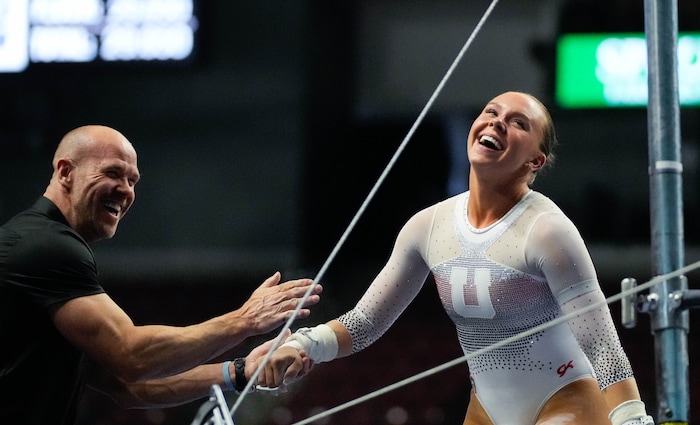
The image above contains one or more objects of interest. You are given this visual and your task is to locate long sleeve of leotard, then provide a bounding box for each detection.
[337,208,433,353]
[526,212,634,389]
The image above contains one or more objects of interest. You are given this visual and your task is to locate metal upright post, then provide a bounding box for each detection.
[644,0,689,423]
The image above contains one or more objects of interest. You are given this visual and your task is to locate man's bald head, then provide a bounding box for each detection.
[53,125,134,169]
[45,125,140,242]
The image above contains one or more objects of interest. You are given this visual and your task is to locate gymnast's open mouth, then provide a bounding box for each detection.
[479,135,503,151]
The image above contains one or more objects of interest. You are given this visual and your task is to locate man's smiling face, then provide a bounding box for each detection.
[66,130,140,243]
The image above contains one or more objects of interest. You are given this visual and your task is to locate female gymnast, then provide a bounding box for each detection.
[259,91,654,425]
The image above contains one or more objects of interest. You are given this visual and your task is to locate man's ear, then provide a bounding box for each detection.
[56,159,75,188]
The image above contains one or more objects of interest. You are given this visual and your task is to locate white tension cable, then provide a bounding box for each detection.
[282,324,339,363]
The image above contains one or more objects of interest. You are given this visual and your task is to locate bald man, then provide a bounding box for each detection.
[0,125,319,425]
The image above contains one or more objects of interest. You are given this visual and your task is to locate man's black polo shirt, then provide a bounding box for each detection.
[0,197,105,425]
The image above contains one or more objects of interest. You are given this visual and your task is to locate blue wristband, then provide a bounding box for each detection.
[222,361,235,391]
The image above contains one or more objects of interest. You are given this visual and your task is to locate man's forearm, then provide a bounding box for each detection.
[94,363,233,409]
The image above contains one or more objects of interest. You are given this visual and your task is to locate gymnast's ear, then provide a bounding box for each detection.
[528,153,546,172]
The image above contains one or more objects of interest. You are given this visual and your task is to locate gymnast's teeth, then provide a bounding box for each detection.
[479,135,502,150]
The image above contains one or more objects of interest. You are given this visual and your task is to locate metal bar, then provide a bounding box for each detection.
[621,278,638,328]
[679,290,700,309]
[644,0,689,423]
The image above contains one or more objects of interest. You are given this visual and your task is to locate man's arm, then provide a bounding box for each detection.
[91,362,231,408]
[51,272,320,383]
[88,332,290,408]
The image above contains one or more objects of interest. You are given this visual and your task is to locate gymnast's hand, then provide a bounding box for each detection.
[254,344,315,389]
[236,272,322,335]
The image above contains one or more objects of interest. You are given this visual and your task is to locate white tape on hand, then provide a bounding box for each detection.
[282,324,338,363]
[609,400,654,425]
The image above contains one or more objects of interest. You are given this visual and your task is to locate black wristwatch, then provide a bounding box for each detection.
[233,357,247,392]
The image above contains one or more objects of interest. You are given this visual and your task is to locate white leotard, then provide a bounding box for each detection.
[337,190,633,424]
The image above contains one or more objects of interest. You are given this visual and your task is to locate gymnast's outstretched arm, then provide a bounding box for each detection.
[258,209,433,388]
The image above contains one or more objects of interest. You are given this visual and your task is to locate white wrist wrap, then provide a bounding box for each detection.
[609,400,655,425]
[281,324,338,363]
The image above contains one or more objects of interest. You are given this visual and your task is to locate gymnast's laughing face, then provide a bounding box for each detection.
[466,91,548,183]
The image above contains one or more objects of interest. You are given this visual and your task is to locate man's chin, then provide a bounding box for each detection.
[102,228,118,240]
[87,227,118,243]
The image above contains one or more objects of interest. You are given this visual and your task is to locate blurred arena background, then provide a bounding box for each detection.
[1,0,699,423]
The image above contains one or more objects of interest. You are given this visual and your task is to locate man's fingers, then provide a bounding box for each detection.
[282,283,322,305]
[302,293,321,307]
[279,279,320,292]
[259,271,282,288]
[283,359,304,383]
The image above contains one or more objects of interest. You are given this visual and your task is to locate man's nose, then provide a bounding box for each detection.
[115,178,135,196]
